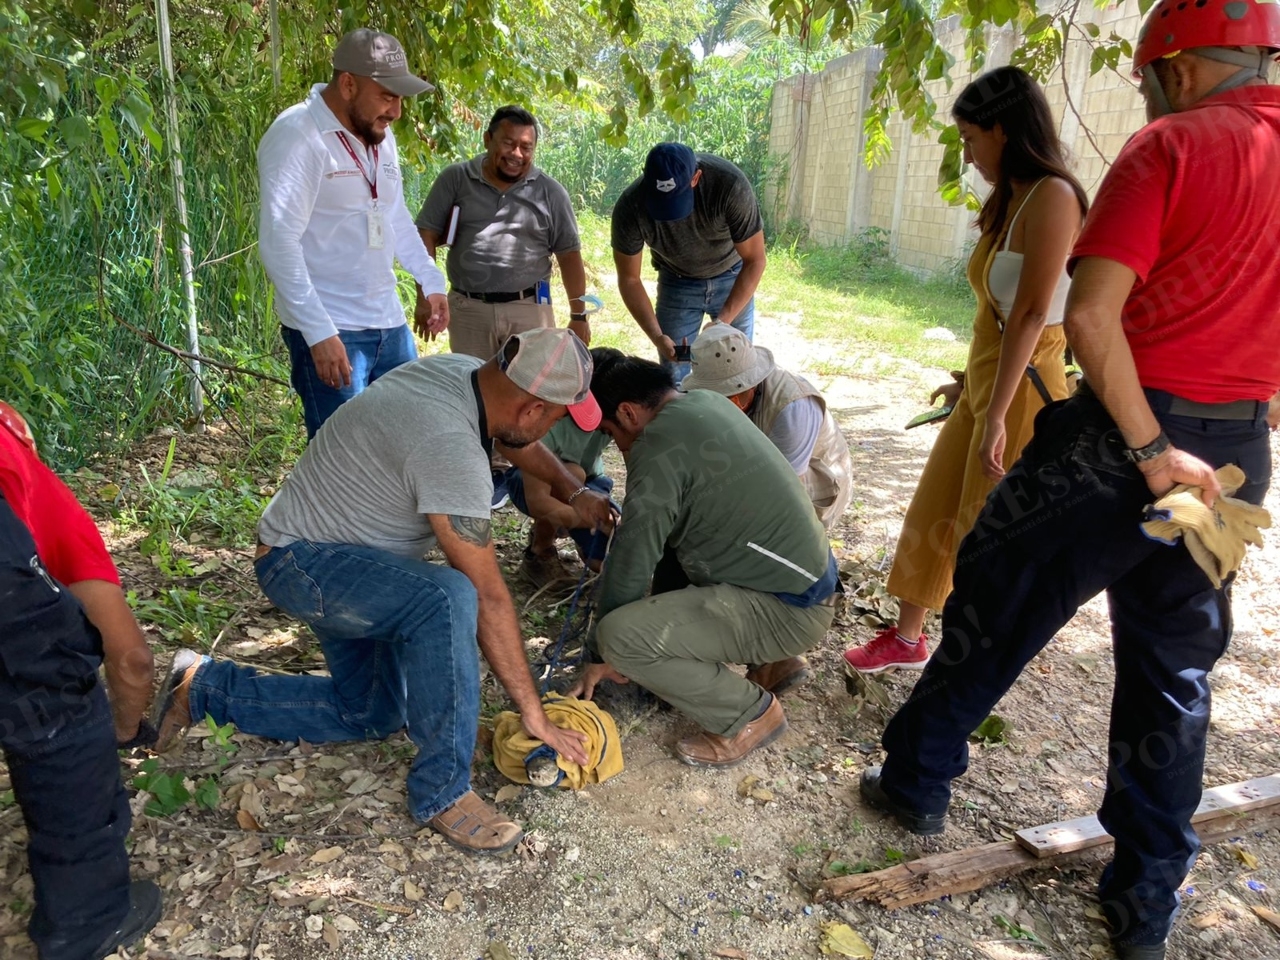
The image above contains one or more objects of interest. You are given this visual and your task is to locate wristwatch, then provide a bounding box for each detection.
[1123,430,1171,463]
[569,313,588,323]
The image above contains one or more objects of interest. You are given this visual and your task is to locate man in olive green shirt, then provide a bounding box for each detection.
[569,352,837,767]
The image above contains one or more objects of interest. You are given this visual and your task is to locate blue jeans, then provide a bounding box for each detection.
[190,541,480,822]
[878,388,1271,948]
[656,261,755,382]
[282,324,417,439]
[0,495,131,960]
[504,468,615,562]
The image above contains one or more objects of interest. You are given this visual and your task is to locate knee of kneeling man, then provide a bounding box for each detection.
[594,610,651,665]
[434,566,479,618]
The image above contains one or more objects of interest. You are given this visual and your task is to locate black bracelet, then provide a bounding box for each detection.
[569,314,588,323]
[1123,430,1171,463]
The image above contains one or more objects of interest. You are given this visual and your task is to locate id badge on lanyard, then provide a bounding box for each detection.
[336,131,384,249]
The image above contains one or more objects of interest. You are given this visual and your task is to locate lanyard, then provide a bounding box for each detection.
[335,131,378,201]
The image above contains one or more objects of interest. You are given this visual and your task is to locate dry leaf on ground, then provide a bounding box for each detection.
[818,921,874,958]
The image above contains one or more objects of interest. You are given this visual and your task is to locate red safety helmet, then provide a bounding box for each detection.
[0,401,37,454]
[1135,0,1280,76]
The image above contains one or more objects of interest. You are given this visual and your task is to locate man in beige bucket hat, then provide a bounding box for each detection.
[682,324,853,531]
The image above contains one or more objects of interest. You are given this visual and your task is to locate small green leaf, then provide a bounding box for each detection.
[58,116,93,149]
[16,118,52,140]
[98,114,120,157]
[971,714,1010,745]
[194,777,220,811]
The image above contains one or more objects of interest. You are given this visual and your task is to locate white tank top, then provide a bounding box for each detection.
[985,177,1071,328]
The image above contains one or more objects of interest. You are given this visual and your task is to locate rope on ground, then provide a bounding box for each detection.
[532,527,614,695]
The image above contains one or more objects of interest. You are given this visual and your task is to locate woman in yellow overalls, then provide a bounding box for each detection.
[844,66,1089,674]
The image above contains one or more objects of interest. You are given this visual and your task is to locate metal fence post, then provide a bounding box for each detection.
[155,0,205,427]
[269,0,282,90]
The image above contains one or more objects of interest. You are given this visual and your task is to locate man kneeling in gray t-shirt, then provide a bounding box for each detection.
[153,329,615,855]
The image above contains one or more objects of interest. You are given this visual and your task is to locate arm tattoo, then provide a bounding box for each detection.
[449,514,492,547]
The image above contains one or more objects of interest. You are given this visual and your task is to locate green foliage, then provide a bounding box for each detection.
[971,713,1011,746]
[129,720,234,816]
[132,757,194,816]
[2,0,1103,465]
[994,914,1043,944]
[205,714,240,761]
[128,586,237,649]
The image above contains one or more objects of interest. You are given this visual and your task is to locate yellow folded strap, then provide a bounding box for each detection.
[1140,464,1271,588]
[492,693,625,790]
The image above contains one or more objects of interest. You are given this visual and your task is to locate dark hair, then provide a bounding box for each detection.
[589,351,675,422]
[952,66,1088,237]
[488,105,538,140]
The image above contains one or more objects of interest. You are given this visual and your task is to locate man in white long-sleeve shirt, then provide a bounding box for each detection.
[258,28,449,438]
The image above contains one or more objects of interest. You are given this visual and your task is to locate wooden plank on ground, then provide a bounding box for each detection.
[1016,774,1280,858]
[819,779,1280,909]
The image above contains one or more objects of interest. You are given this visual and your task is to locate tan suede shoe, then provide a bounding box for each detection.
[675,696,788,768]
[429,791,523,855]
[745,656,813,697]
[153,649,202,751]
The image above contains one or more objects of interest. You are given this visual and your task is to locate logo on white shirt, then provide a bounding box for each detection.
[655,178,676,193]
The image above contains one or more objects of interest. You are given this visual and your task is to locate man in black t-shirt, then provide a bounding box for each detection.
[611,143,766,380]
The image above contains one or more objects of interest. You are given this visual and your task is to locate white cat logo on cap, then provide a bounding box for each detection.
[655,178,676,193]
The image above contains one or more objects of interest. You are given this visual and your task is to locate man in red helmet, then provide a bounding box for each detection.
[857,4,1280,958]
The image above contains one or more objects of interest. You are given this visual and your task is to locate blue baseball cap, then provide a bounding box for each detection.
[643,142,697,221]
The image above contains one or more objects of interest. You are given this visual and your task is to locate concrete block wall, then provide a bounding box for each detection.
[769,1,1150,275]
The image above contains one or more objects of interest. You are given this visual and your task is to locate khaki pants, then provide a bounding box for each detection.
[446,291,555,361]
[594,582,834,737]
[886,311,1067,612]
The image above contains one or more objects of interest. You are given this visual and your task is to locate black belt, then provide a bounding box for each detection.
[454,285,538,304]
[1167,396,1264,421]
[1080,380,1263,421]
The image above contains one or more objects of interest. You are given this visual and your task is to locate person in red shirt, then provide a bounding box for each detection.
[0,401,162,959]
[856,5,1280,959]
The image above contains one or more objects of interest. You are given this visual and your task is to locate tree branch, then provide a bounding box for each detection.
[1061,1,1112,170]
[107,312,290,388]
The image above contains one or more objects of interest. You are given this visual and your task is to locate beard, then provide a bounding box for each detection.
[493,428,538,449]
[350,110,388,146]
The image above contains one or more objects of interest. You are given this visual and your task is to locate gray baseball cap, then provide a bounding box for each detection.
[498,328,601,431]
[332,29,435,97]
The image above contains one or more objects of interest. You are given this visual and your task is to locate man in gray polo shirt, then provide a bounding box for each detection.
[153,329,615,855]
[612,142,766,381]
[416,106,588,358]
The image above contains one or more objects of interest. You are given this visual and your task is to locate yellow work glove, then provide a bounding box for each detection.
[1140,464,1271,588]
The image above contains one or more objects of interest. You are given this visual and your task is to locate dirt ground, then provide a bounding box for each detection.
[1,313,1278,960]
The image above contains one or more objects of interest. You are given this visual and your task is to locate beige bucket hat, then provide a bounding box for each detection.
[680,324,775,396]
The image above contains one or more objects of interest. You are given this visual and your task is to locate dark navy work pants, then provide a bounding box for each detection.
[0,494,131,960]
[878,388,1271,948]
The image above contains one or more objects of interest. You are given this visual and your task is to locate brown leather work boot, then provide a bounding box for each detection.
[153,649,203,751]
[429,790,523,854]
[745,656,813,697]
[675,696,788,768]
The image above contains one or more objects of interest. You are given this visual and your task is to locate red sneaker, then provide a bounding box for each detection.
[842,627,929,674]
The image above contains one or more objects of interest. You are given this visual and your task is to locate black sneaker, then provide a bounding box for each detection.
[1114,941,1167,960]
[91,879,163,959]
[859,766,947,836]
